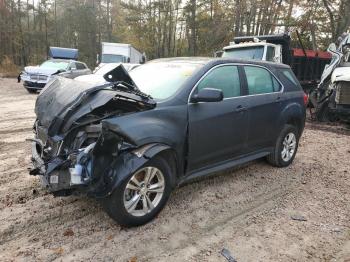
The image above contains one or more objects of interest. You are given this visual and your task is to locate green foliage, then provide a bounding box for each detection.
[0,0,348,70]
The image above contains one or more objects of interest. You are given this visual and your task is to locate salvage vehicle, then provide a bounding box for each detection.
[309,33,350,122]
[219,33,331,92]
[75,62,139,85]
[30,58,306,226]
[19,47,91,93]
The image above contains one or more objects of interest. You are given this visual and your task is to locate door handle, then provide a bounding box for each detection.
[235,105,247,113]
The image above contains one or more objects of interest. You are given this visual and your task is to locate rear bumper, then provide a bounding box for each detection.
[332,105,350,121]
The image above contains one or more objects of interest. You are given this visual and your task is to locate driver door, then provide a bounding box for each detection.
[187,65,249,172]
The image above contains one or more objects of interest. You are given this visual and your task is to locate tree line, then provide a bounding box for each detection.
[0,0,348,69]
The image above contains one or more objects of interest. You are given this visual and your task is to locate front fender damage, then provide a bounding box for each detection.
[88,129,172,198]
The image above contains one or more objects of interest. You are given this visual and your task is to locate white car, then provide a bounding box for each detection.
[75,63,139,85]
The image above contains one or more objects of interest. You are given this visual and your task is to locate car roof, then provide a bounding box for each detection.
[46,58,86,64]
[148,57,290,69]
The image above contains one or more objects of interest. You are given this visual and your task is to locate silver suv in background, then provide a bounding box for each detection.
[19,47,91,93]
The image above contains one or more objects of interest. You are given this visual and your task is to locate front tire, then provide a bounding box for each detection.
[267,124,299,167]
[102,156,173,227]
[25,88,37,94]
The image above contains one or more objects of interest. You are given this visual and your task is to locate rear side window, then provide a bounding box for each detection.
[244,66,281,95]
[76,63,86,70]
[197,65,241,98]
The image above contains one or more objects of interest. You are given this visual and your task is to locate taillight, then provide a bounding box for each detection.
[303,93,309,106]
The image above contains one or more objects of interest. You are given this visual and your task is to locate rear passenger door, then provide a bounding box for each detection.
[242,65,283,151]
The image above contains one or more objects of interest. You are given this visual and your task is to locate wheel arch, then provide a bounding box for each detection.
[93,143,179,198]
[279,102,306,137]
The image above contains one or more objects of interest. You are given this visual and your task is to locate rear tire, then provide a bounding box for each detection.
[26,88,37,94]
[102,155,173,227]
[267,124,299,167]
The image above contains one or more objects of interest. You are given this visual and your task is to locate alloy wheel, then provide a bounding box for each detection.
[123,167,165,217]
[281,132,296,162]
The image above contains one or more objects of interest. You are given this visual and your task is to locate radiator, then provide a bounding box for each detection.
[336,81,350,105]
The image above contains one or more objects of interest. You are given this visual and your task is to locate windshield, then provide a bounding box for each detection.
[95,63,137,75]
[40,60,69,70]
[222,46,264,60]
[101,54,125,63]
[129,62,201,100]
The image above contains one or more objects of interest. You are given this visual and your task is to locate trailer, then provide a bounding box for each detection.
[220,33,332,92]
[99,42,145,65]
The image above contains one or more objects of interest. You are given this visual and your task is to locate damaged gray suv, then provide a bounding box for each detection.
[30,58,306,226]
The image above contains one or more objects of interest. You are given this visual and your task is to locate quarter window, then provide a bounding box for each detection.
[244,66,281,94]
[197,65,241,98]
[281,69,298,86]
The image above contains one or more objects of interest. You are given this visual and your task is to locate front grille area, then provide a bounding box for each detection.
[30,74,48,81]
[336,82,350,105]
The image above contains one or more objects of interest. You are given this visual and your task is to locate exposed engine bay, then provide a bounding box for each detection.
[29,65,158,196]
[310,33,350,122]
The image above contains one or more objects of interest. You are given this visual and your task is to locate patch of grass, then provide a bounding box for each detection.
[0,56,20,78]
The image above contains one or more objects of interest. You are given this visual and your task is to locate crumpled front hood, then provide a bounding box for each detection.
[25,66,61,76]
[35,76,155,137]
[35,77,105,128]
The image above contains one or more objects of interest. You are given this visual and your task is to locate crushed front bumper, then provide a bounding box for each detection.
[30,141,49,188]
[30,140,72,193]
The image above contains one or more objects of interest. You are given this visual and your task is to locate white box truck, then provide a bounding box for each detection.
[99,42,145,65]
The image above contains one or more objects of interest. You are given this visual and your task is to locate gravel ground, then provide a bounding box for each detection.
[0,77,349,262]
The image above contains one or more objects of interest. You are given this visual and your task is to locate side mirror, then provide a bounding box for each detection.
[214,51,223,57]
[96,54,100,65]
[191,88,223,103]
[141,55,146,64]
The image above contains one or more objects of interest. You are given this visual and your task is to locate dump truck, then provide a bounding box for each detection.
[219,33,332,92]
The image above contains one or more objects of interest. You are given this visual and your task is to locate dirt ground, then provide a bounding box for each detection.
[0,77,349,262]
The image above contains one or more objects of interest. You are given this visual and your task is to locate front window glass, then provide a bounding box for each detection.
[197,65,241,98]
[129,62,201,100]
[101,54,125,63]
[222,46,264,60]
[40,60,69,70]
[244,66,280,94]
